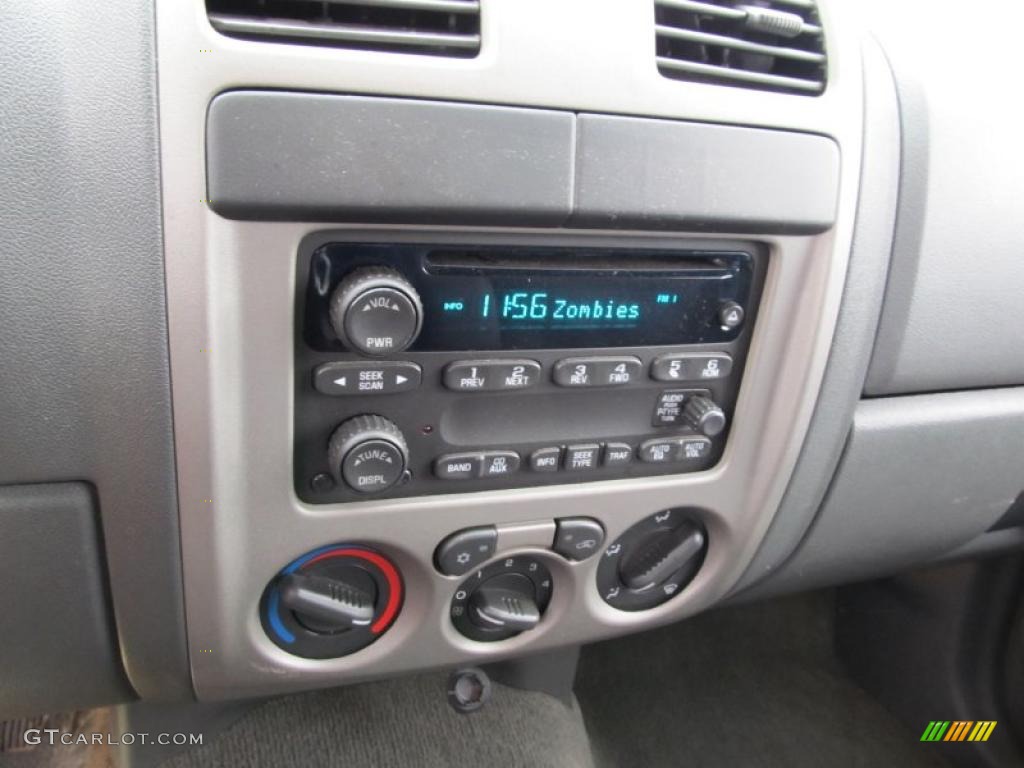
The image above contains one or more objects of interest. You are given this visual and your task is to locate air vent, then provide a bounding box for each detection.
[655,0,826,95]
[206,0,481,57]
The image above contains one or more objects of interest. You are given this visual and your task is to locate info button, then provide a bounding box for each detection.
[313,361,421,396]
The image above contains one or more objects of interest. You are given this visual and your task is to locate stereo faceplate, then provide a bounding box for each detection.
[295,242,764,503]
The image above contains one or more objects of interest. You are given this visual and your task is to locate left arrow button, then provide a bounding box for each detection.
[314,361,421,396]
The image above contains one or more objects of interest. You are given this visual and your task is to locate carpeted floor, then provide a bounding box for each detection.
[162,673,593,768]
[2,591,957,768]
[575,592,951,768]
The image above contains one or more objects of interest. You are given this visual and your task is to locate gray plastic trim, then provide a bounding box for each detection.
[0,0,189,700]
[730,37,900,593]
[864,0,1024,394]
[739,388,1024,599]
[571,115,839,234]
[207,93,575,225]
[0,484,133,719]
[156,0,866,700]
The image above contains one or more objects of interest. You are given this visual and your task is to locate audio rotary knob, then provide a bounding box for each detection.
[328,415,409,494]
[683,395,727,437]
[329,267,423,356]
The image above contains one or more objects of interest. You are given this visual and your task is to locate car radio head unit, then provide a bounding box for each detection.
[305,246,752,351]
[295,240,763,503]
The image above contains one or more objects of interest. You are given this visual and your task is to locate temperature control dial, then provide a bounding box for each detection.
[328,415,409,494]
[260,544,403,659]
[329,267,423,356]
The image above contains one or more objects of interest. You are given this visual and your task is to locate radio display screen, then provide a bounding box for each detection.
[305,244,754,350]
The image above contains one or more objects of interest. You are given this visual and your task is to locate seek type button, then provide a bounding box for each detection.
[443,360,541,392]
[565,444,601,471]
[435,526,498,576]
[313,361,421,396]
[553,357,642,387]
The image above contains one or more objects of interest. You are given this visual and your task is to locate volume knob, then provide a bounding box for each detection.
[329,267,423,356]
[683,396,727,437]
[328,415,409,494]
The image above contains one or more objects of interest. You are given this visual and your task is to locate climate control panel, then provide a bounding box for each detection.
[295,241,763,502]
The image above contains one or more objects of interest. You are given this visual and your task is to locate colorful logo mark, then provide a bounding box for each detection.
[921,721,997,742]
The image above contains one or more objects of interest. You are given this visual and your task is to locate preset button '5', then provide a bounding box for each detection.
[443,360,541,392]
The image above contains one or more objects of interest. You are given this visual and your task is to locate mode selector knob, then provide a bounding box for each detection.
[683,396,727,437]
[329,267,423,356]
[328,415,409,494]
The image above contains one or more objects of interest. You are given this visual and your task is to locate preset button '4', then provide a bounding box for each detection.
[552,357,642,387]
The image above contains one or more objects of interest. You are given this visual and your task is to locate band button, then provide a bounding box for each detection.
[434,453,483,480]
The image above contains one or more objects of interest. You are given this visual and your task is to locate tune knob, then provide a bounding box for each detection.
[329,267,423,356]
[328,415,409,494]
[683,395,727,437]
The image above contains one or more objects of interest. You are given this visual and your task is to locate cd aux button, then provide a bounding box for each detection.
[552,356,642,387]
[481,451,521,478]
[443,360,541,392]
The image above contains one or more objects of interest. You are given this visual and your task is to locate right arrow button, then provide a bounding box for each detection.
[313,361,422,396]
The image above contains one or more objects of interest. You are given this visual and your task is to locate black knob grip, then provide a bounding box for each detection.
[683,396,727,437]
[328,415,409,493]
[278,572,376,631]
[618,522,707,591]
[329,267,423,356]
[469,581,541,633]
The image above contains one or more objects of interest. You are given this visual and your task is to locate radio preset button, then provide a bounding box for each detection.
[553,357,642,387]
[434,453,484,480]
[443,360,541,392]
[651,353,733,383]
[603,442,634,467]
[530,447,563,473]
[313,361,422,396]
[481,451,521,478]
[565,444,601,471]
